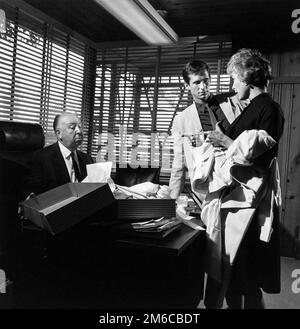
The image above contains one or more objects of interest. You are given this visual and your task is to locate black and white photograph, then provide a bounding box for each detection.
[0,0,299,319]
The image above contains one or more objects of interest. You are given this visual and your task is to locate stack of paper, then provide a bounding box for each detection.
[132,217,179,231]
[114,217,181,239]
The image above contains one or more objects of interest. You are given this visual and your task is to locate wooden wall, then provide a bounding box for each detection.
[269,49,300,258]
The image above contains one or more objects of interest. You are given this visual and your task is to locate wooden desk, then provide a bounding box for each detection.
[114,222,203,256]
[105,222,206,308]
[13,221,206,308]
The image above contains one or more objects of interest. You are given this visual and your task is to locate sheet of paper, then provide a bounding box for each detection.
[82,162,112,183]
[182,219,205,231]
[124,182,159,195]
[176,208,205,230]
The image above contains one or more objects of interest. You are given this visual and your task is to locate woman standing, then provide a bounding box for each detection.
[203,48,285,309]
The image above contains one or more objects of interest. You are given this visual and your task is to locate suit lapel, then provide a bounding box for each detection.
[52,142,71,184]
[218,95,246,125]
[219,98,237,124]
[207,106,218,130]
[188,103,203,133]
[182,104,202,172]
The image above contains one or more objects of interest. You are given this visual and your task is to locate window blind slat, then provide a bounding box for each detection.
[94,40,232,177]
[0,6,89,150]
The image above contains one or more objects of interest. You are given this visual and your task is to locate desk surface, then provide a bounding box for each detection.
[114,222,204,256]
[18,219,206,308]
[22,217,205,257]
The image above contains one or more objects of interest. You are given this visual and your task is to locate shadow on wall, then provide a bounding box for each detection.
[280,152,300,260]
[280,224,300,259]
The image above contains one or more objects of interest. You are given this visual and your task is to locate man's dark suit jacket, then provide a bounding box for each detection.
[24,142,94,196]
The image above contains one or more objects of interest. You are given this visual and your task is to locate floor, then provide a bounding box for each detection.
[1,256,299,309]
[263,257,300,309]
[198,257,300,309]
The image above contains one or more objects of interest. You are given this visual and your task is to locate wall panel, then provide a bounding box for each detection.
[270,49,300,258]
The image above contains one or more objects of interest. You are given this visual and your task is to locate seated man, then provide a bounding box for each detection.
[24,112,93,196]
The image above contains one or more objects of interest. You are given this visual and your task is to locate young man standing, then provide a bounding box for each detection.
[169,60,244,203]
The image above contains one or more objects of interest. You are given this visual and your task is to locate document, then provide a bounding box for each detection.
[83,162,112,183]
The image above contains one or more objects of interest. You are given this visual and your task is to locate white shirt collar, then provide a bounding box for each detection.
[58,141,74,159]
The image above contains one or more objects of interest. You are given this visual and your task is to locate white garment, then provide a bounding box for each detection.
[192,129,280,282]
[58,141,79,182]
[192,129,276,194]
[169,94,244,201]
[169,102,206,201]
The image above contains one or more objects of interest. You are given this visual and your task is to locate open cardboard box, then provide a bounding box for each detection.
[82,163,176,221]
[20,183,115,235]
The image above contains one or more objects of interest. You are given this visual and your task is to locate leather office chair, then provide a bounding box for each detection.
[0,121,112,307]
[0,120,44,281]
[114,164,161,187]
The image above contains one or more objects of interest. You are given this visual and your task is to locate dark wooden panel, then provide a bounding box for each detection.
[270,49,300,258]
[281,83,300,258]
[21,0,136,42]
[16,0,300,43]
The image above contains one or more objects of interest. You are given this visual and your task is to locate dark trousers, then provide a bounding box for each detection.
[226,284,264,309]
[204,275,265,309]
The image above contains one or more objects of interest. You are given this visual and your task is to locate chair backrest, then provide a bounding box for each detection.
[0,120,44,166]
[0,120,44,280]
[0,120,44,204]
[114,164,161,187]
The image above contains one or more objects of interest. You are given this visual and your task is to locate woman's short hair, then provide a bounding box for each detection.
[182,60,210,84]
[227,48,273,88]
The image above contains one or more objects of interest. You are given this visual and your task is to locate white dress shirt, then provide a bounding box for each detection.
[58,141,80,182]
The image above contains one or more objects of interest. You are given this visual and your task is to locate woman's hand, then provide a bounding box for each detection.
[206,122,233,149]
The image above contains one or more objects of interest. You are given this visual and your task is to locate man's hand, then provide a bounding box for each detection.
[18,192,36,221]
[206,122,233,149]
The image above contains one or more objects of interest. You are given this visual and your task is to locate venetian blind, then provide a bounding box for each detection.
[0,4,92,151]
[93,38,232,182]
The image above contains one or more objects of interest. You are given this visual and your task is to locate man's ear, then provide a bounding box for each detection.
[185,82,190,91]
[55,129,61,140]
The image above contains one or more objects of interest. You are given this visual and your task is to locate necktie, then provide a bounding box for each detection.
[197,106,214,132]
[70,151,82,182]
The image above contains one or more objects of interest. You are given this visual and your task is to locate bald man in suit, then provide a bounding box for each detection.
[25,112,93,196]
